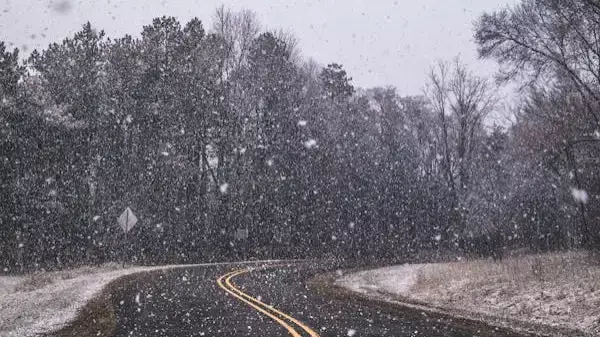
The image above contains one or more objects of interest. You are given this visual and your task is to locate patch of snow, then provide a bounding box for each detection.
[337,264,421,296]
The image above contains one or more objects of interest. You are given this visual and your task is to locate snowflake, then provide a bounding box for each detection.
[571,188,589,204]
[304,139,317,149]
[220,183,229,194]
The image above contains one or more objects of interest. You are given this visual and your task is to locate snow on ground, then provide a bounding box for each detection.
[337,251,600,336]
[0,264,156,337]
[337,263,424,295]
[0,260,279,337]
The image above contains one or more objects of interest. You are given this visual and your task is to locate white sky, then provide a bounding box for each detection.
[0,0,517,95]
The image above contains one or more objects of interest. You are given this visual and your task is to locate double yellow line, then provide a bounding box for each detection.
[216,268,320,337]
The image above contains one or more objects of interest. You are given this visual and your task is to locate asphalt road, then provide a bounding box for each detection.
[109,262,477,337]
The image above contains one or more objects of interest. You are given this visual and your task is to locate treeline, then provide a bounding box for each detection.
[0,3,598,271]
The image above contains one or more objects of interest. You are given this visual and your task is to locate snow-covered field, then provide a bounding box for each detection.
[337,251,600,336]
[0,260,278,337]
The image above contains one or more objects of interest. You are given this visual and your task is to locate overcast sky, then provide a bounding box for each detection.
[1,0,517,95]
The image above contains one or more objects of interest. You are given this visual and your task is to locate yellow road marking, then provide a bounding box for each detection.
[217,270,301,337]
[224,269,320,337]
[217,268,320,337]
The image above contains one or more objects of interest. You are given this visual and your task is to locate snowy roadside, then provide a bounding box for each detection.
[336,251,600,337]
[0,260,280,337]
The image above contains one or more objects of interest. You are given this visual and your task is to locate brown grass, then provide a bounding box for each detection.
[410,251,600,336]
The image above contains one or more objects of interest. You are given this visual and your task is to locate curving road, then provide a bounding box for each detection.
[109,262,478,337]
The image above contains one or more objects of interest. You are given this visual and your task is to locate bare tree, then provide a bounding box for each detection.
[270,28,302,65]
[212,6,261,76]
[425,58,496,242]
[475,0,600,248]
[475,0,600,126]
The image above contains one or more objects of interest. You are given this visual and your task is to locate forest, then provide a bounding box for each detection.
[1,1,599,271]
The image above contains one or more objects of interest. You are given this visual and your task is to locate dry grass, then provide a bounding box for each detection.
[410,251,600,335]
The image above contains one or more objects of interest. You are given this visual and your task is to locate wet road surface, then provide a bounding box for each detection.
[110,261,478,337]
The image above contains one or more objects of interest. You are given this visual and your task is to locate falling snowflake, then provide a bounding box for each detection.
[92,215,101,222]
[267,159,274,166]
[51,1,72,14]
[571,188,589,204]
[304,139,317,149]
[220,183,229,194]
[349,222,355,229]
[298,120,307,126]
[161,151,169,156]
[434,234,442,241]
[347,329,357,336]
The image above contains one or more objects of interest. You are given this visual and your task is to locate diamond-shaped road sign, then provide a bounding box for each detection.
[234,228,248,240]
[118,207,138,233]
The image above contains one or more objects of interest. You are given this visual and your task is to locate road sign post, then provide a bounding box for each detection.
[234,228,249,260]
[118,207,138,268]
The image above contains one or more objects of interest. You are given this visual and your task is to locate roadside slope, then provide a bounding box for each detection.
[0,265,157,337]
[336,251,599,337]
